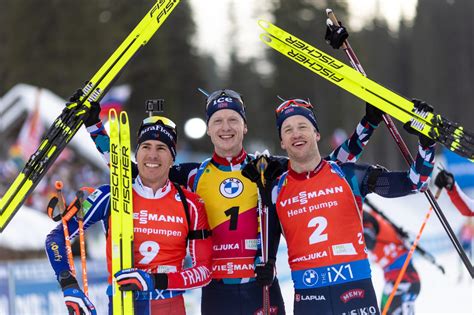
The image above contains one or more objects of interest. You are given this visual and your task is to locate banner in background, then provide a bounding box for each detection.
[443,148,474,190]
[0,259,108,315]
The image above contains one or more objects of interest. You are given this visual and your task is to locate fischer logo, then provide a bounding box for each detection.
[135,210,184,225]
[340,289,365,303]
[279,186,343,207]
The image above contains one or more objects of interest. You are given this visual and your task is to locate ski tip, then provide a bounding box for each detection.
[109,108,118,121]
[119,110,129,123]
[257,19,270,30]
[259,33,272,44]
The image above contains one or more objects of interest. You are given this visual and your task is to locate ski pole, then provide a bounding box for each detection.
[55,181,76,277]
[258,157,271,315]
[326,8,473,278]
[382,188,442,315]
[76,190,89,296]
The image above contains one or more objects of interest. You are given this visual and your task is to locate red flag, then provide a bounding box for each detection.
[10,88,44,161]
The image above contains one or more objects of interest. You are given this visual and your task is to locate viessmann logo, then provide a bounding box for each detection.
[135,210,184,225]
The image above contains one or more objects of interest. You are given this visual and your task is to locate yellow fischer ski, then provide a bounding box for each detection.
[258,20,474,161]
[110,109,134,314]
[0,0,180,232]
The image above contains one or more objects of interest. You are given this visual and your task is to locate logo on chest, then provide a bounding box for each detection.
[219,178,244,198]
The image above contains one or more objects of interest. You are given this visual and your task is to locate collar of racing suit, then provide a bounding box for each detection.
[134,175,172,199]
[287,159,325,180]
[211,148,248,168]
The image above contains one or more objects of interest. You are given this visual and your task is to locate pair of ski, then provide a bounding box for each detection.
[109,109,134,315]
[0,0,180,232]
[258,20,474,162]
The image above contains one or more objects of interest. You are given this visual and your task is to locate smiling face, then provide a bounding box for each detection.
[207,109,247,158]
[280,115,321,170]
[136,140,173,191]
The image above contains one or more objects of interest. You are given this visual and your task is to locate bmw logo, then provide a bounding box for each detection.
[219,178,244,198]
[302,269,319,287]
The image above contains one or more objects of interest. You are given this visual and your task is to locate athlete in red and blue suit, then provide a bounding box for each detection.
[85,90,385,314]
[267,99,435,315]
[45,116,212,315]
[363,208,421,315]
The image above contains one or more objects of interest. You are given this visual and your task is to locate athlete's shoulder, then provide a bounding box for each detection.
[173,184,204,206]
[87,184,110,202]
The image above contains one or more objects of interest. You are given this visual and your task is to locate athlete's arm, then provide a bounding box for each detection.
[45,185,110,277]
[342,142,435,197]
[169,163,200,189]
[166,193,213,290]
[87,122,139,178]
[328,104,382,163]
[267,182,283,263]
[447,182,474,216]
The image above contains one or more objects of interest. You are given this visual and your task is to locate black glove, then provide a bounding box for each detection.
[83,101,101,127]
[68,89,83,102]
[242,158,261,184]
[115,268,168,291]
[255,259,275,286]
[325,22,349,49]
[403,99,436,147]
[365,102,384,126]
[435,170,454,191]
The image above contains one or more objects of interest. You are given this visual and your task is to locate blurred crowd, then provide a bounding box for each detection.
[0,155,107,215]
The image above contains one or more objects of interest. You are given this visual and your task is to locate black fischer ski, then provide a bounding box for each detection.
[258,20,474,161]
[0,0,180,232]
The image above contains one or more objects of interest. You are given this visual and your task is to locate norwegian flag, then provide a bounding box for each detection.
[99,84,132,121]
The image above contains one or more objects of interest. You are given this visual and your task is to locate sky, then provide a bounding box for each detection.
[189,0,418,69]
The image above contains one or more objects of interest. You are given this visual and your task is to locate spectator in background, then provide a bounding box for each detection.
[363,207,421,315]
[435,170,474,216]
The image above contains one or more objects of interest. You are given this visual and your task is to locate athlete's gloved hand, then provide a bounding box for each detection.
[83,101,101,127]
[325,21,349,49]
[115,268,168,291]
[255,259,276,286]
[69,89,83,102]
[63,287,97,315]
[435,170,454,191]
[403,99,436,148]
[365,102,384,126]
[59,270,96,315]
